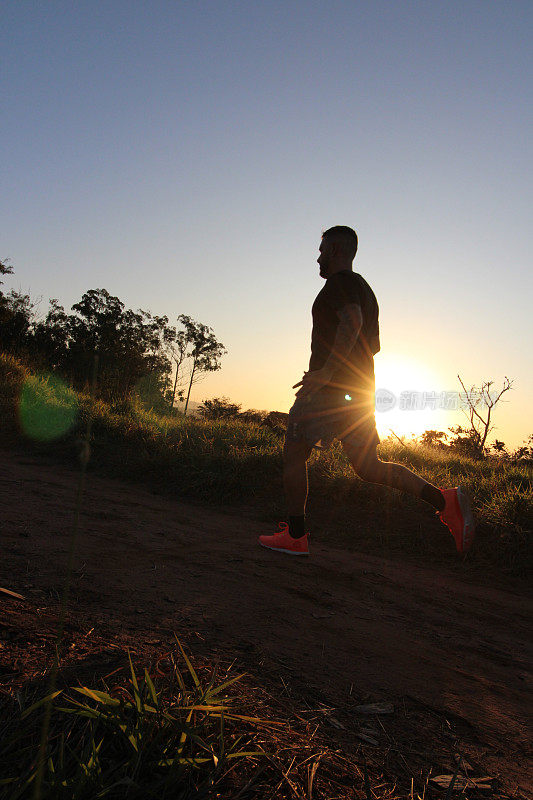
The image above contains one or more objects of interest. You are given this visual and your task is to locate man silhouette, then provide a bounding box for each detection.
[259,226,475,556]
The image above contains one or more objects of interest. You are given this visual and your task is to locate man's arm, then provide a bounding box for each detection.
[293,303,363,397]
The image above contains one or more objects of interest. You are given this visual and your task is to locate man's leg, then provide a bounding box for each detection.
[342,440,445,510]
[257,437,314,555]
[342,439,476,553]
[283,438,314,516]
[283,438,314,537]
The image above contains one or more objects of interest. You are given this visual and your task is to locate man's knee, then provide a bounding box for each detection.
[344,444,382,481]
[354,457,383,482]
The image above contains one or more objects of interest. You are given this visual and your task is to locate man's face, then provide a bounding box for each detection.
[317,237,334,279]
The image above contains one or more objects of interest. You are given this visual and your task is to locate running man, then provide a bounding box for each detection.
[259,225,475,557]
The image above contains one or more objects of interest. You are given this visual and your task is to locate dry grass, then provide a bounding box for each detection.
[1,615,515,800]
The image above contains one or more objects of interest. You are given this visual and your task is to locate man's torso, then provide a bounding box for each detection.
[309,270,380,400]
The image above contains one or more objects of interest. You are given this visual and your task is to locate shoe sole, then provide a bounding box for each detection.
[456,487,476,552]
[259,542,309,556]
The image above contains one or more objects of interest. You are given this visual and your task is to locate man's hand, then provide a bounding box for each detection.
[293,367,334,399]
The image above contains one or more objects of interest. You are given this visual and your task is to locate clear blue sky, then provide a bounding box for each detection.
[2,1,531,446]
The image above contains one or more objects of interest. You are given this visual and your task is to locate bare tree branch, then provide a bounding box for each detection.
[456,374,514,456]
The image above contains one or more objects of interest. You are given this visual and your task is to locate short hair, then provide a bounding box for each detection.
[321,225,358,260]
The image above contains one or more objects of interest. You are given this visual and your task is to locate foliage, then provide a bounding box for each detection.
[0,258,13,280]
[419,430,448,448]
[0,289,34,352]
[239,408,269,425]
[0,258,34,353]
[0,641,271,799]
[197,399,270,425]
[509,434,533,465]
[198,396,242,420]
[32,288,176,402]
[446,425,486,459]
[0,262,226,411]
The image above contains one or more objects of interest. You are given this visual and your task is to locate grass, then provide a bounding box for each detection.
[4,615,515,800]
[2,616,526,800]
[1,349,530,799]
[1,350,531,576]
[0,640,277,799]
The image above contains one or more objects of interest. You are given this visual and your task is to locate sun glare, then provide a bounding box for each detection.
[374,355,449,440]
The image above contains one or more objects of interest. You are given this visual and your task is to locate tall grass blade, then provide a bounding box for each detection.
[21,690,63,719]
[170,654,186,693]
[144,668,159,708]
[177,708,194,757]
[175,636,201,690]
[205,673,247,698]
[127,650,143,713]
[72,687,121,706]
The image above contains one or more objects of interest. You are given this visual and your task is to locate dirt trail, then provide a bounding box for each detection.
[1,449,531,793]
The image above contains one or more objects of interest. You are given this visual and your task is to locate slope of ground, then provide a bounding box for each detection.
[1,448,531,797]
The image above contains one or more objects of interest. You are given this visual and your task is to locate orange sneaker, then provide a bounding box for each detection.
[259,522,309,556]
[438,487,475,554]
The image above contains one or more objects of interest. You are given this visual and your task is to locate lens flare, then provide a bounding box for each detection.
[19,374,78,441]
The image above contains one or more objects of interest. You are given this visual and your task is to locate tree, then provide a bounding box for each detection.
[239,408,268,425]
[0,262,229,412]
[198,397,242,420]
[0,258,14,284]
[32,289,177,402]
[511,434,533,465]
[0,260,34,353]
[32,299,71,370]
[447,425,482,458]
[0,290,34,352]
[454,375,513,458]
[419,430,448,448]
[492,439,507,454]
[178,315,226,415]
[167,325,189,411]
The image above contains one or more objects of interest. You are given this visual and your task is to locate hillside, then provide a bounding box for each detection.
[1,350,532,796]
[1,447,531,797]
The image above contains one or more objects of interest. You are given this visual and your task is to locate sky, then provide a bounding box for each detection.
[2,1,532,447]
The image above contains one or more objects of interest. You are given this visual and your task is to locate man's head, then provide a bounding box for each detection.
[317,225,358,279]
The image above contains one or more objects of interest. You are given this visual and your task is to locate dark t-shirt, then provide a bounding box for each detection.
[309,270,380,396]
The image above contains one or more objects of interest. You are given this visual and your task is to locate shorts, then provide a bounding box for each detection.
[286,388,380,451]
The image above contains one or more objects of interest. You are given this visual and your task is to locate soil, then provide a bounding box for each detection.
[1,447,531,797]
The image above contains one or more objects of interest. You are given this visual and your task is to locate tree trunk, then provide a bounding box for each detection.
[184,361,196,416]
[169,361,180,410]
[480,405,492,452]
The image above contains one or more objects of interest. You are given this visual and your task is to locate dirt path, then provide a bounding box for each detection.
[1,449,531,794]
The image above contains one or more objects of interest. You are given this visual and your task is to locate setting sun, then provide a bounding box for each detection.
[374,354,450,440]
